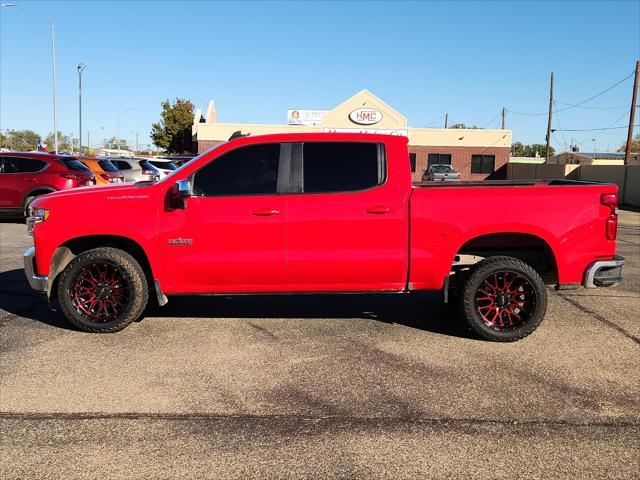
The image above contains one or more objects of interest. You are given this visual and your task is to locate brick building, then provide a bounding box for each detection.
[192,90,512,181]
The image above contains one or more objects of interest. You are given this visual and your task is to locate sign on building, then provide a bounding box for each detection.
[349,108,383,125]
[324,127,408,136]
[287,109,329,126]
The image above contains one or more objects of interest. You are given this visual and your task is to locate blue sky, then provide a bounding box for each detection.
[1,0,639,152]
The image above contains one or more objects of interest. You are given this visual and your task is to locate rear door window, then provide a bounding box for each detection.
[97,160,119,172]
[302,142,384,193]
[0,156,47,173]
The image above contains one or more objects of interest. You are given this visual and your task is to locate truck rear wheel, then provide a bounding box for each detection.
[459,256,547,342]
[57,247,148,333]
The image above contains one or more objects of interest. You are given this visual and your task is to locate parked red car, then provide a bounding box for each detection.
[24,133,623,340]
[0,152,95,217]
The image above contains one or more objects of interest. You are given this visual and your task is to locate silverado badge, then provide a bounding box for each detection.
[168,238,193,246]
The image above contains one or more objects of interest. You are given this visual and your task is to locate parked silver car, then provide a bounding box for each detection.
[109,158,160,183]
[422,164,461,182]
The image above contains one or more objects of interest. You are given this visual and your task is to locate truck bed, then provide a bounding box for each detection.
[408,180,618,290]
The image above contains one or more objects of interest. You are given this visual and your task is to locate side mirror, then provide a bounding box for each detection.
[176,179,192,197]
[170,179,192,210]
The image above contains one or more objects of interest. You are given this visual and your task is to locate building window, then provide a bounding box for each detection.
[471,155,495,174]
[409,153,416,173]
[427,153,452,166]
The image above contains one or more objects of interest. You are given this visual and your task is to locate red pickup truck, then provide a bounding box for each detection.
[24,133,624,341]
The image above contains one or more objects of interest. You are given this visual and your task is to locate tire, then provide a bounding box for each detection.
[458,256,547,342]
[57,247,148,333]
[23,195,37,218]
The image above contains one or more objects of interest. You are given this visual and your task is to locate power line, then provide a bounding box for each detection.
[480,111,502,128]
[575,110,630,145]
[552,124,639,132]
[507,70,634,116]
[420,114,445,128]
[553,101,636,110]
[553,102,569,150]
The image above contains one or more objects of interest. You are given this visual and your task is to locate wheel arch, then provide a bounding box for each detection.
[49,234,155,298]
[22,187,57,210]
[452,232,559,286]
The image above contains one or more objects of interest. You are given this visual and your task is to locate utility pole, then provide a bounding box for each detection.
[87,131,90,149]
[545,72,554,162]
[444,113,448,129]
[77,64,86,151]
[501,107,506,130]
[624,60,639,165]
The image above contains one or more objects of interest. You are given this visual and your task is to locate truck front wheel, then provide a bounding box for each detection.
[459,256,547,342]
[57,247,149,333]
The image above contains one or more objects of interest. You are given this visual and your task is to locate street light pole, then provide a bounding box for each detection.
[50,19,57,153]
[1,3,58,153]
[77,64,86,151]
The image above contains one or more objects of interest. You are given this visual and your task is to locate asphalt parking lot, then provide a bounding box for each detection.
[1,210,638,479]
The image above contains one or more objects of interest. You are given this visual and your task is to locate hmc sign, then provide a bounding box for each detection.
[349,108,383,125]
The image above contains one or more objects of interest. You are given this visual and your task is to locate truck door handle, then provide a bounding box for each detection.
[252,208,280,216]
[366,205,391,214]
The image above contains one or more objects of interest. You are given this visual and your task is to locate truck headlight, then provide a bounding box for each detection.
[27,207,49,236]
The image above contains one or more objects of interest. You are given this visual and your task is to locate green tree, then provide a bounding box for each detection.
[619,134,640,153]
[511,142,554,157]
[44,132,73,152]
[524,143,553,157]
[2,129,40,151]
[511,141,526,156]
[151,98,194,153]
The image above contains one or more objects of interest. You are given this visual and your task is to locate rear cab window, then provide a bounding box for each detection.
[301,142,385,193]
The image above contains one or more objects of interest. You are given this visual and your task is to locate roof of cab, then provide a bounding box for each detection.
[224,131,409,145]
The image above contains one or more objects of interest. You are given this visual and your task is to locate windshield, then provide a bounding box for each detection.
[431,165,452,173]
[158,142,227,183]
[97,159,119,172]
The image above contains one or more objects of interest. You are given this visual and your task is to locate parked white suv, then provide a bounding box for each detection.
[109,158,160,183]
[148,159,178,177]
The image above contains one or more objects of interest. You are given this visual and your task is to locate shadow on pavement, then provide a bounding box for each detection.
[0,268,473,339]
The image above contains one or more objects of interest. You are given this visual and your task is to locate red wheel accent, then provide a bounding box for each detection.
[474,271,537,331]
[69,262,131,323]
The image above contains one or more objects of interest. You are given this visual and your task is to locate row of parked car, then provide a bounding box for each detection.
[0,151,192,217]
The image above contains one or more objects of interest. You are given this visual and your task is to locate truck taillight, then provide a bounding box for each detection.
[601,193,618,241]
